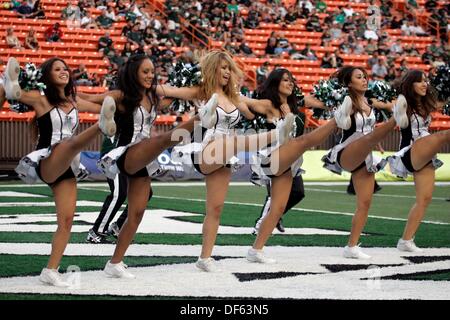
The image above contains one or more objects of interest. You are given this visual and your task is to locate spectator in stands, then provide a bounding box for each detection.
[342,16,356,34]
[5,27,23,49]
[265,36,278,56]
[300,43,318,61]
[372,58,389,80]
[365,38,378,55]
[368,51,380,69]
[404,44,421,57]
[96,9,114,29]
[380,0,392,17]
[245,4,260,29]
[239,41,254,56]
[127,23,144,47]
[169,27,184,47]
[385,64,397,82]
[288,44,305,60]
[121,19,134,37]
[256,61,270,85]
[321,52,334,68]
[24,28,39,50]
[343,4,354,17]
[61,1,81,23]
[106,5,117,22]
[73,63,93,86]
[315,0,327,13]
[390,16,402,29]
[29,0,45,19]
[421,47,434,64]
[121,42,134,62]
[320,27,332,47]
[15,0,33,18]
[330,22,342,40]
[399,59,409,74]
[390,38,404,57]
[98,31,113,53]
[425,0,438,12]
[44,23,63,42]
[81,11,98,29]
[274,33,291,55]
[284,6,298,24]
[297,0,314,12]
[306,14,323,32]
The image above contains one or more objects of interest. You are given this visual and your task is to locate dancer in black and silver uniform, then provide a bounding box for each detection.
[165,51,296,272]
[87,103,158,243]
[322,66,408,259]
[79,53,219,279]
[239,69,342,263]
[388,69,449,253]
[1,57,116,287]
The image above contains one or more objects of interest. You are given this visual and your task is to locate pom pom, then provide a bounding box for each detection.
[167,61,202,113]
[365,80,397,122]
[431,64,450,103]
[7,63,46,113]
[311,79,347,119]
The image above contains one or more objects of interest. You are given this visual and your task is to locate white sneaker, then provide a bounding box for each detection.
[4,57,21,100]
[99,96,116,137]
[196,257,220,272]
[246,248,276,264]
[343,244,371,259]
[276,113,295,145]
[104,260,136,279]
[397,238,423,253]
[39,268,70,287]
[198,93,218,129]
[334,96,353,130]
[393,94,409,129]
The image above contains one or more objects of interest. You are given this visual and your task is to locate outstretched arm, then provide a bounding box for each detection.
[77,90,122,105]
[156,85,200,100]
[239,96,273,116]
[237,101,256,120]
[304,95,325,109]
[76,96,102,113]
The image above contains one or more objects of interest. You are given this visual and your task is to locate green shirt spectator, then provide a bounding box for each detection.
[316,1,327,13]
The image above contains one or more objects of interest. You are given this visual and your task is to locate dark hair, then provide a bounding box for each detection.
[117,54,159,114]
[396,69,437,118]
[39,57,77,106]
[257,68,299,115]
[331,65,368,115]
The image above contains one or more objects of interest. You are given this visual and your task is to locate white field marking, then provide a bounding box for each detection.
[0,201,103,207]
[145,195,449,226]
[0,210,351,235]
[0,192,47,198]
[0,246,449,300]
[1,186,449,225]
[304,188,449,201]
[1,181,450,187]
[76,185,450,201]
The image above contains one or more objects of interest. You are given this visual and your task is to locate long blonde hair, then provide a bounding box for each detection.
[199,50,243,105]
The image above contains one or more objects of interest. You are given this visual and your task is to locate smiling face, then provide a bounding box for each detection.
[348,68,368,92]
[278,72,294,96]
[50,60,70,87]
[218,59,231,87]
[137,58,155,89]
[413,73,428,97]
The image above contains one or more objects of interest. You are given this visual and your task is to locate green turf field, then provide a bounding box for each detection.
[0,181,449,300]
